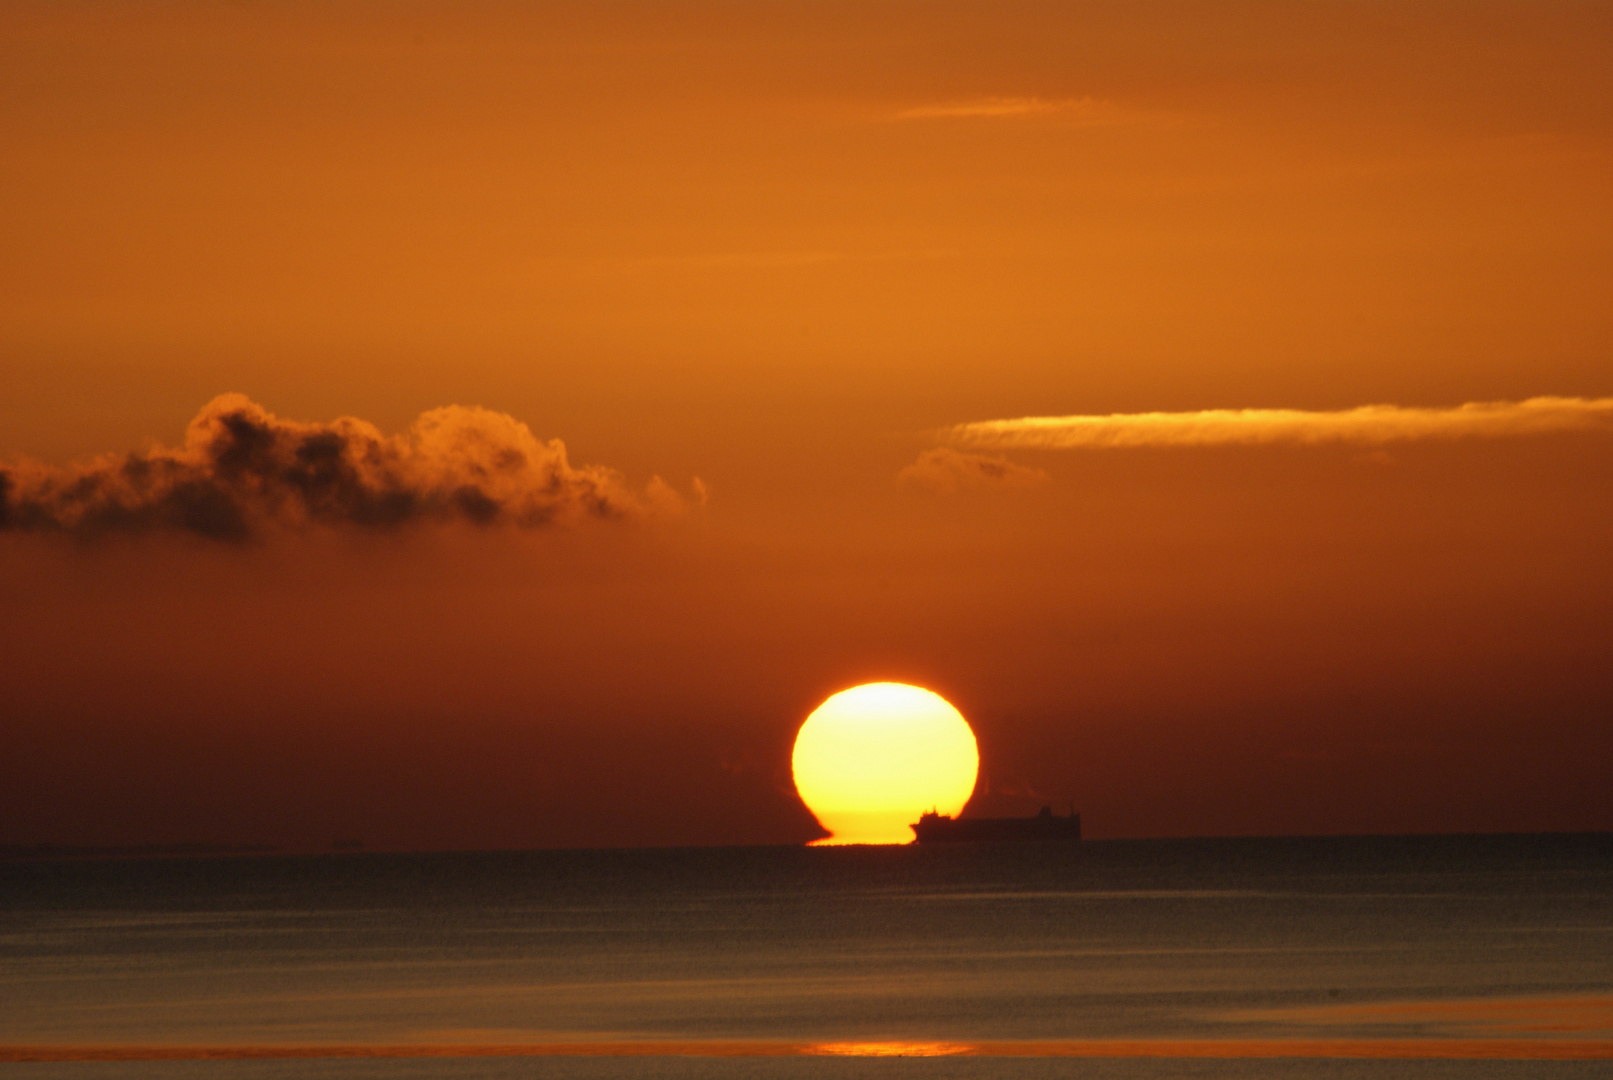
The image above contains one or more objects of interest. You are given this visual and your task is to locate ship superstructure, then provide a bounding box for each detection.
[909,805,1081,843]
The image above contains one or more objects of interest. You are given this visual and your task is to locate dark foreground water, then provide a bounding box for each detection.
[2,835,1610,1079]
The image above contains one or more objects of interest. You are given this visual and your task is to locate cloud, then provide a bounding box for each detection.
[891,96,1131,122]
[943,397,1613,450]
[605,248,958,272]
[898,448,1048,494]
[0,394,685,542]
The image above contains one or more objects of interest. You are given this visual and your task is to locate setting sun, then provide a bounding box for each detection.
[792,683,979,845]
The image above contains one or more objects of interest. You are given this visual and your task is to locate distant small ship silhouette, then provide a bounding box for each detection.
[910,804,1081,843]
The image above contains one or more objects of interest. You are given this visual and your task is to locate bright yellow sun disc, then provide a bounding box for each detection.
[792,682,979,845]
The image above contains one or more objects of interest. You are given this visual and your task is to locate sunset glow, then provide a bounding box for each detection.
[1,0,1610,849]
[2,3,1611,1068]
[792,683,979,845]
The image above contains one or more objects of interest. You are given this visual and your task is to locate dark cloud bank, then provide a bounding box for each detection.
[0,394,682,541]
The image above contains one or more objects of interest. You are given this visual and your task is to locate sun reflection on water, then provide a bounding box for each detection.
[807,1041,973,1057]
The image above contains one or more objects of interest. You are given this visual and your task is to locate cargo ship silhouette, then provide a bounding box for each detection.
[910,804,1081,843]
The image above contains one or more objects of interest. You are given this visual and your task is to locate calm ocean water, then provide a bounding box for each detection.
[2,835,1610,1078]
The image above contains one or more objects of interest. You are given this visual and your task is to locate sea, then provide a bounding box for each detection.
[2,834,1610,1079]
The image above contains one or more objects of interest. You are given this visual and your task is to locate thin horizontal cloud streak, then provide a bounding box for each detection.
[945,397,1613,450]
[892,96,1127,122]
[607,247,958,272]
[0,394,682,542]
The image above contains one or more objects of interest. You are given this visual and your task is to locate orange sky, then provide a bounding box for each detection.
[2,0,1610,850]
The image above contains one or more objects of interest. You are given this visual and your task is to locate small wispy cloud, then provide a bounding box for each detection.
[891,96,1126,123]
[944,397,1613,450]
[898,448,1048,494]
[609,248,957,272]
[0,395,687,542]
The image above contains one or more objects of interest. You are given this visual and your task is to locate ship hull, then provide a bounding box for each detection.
[910,810,1081,843]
